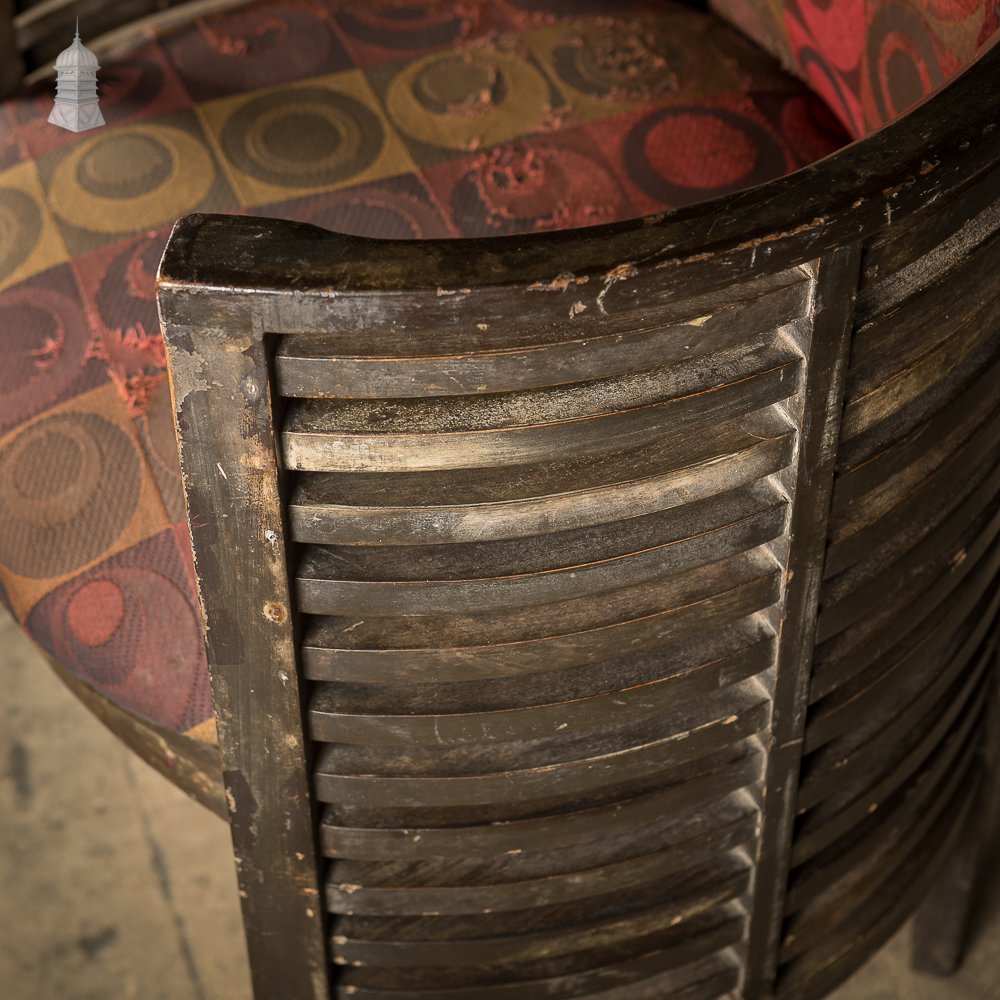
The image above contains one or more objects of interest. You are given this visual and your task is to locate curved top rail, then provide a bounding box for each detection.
[158,42,999,312]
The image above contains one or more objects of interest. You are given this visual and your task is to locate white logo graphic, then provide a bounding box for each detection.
[49,19,105,133]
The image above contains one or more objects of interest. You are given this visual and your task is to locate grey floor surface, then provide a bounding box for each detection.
[2,610,998,1000]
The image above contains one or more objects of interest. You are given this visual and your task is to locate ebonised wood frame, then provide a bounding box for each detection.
[158,42,1000,1000]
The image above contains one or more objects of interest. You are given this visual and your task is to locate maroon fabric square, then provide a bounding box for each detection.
[71,227,176,415]
[160,1,355,102]
[420,126,637,237]
[331,2,515,69]
[9,44,196,161]
[0,264,108,438]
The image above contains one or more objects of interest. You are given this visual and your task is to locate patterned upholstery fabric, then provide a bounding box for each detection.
[710,0,999,135]
[0,0,849,740]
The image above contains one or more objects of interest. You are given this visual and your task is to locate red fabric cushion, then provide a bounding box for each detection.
[0,0,849,739]
[710,0,999,135]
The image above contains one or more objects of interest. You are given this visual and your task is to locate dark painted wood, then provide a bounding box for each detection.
[324,808,758,916]
[281,349,801,473]
[158,306,330,1000]
[742,246,862,998]
[318,745,764,861]
[332,926,743,1000]
[793,666,991,866]
[300,555,780,685]
[290,413,795,547]
[912,645,1000,975]
[799,612,1000,810]
[153,38,1000,1000]
[777,762,979,999]
[308,631,775,748]
[275,276,810,400]
[786,721,983,918]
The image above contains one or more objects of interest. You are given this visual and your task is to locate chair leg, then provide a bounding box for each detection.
[912,655,1000,976]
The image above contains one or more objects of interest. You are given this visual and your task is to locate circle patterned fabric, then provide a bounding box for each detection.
[709,0,999,136]
[0,0,850,741]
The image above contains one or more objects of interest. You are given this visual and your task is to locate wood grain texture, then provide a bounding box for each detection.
[774,144,1000,998]
[158,307,330,1000]
[155,40,1000,1000]
[741,245,862,999]
[281,260,811,993]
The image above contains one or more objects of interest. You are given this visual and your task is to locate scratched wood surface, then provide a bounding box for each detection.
[773,138,1000,1000]
[157,42,1000,1000]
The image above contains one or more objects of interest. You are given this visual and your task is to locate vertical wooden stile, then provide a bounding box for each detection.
[158,279,330,1000]
[743,245,862,998]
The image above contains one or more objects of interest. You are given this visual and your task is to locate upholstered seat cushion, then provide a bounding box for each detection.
[0,0,850,741]
[710,0,999,135]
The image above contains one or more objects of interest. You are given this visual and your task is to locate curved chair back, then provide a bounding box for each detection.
[157,40,1000,1000]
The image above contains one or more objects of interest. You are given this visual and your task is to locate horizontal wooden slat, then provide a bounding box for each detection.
[810,531,1000,701]
[298,480,779,583]
[327,792,753,890]
[819,463,1000,645]
[282,349,801,472]
[852,216,1000,376]
[840,282,1000,442]
[855,185,1000,322]
[318,616,772,714]
[782,738,981,961]
[325,807,757,916]
[799,613,998,808]
[317,679,767,779]
[836,328,1000,474]
[785,708,981,915]
[806,594,1000,753]
[825,398,1000,575]
[289,411,794,545]
[791,671,989,866]
[275,278,810,398]
[313,690,770,808]
[816,485,1000,645]
[330,859,749,969]
[831,349,1000,511]
[301,551,780,684]
[296,488,786,617]
[778,766,979,1000]
[309,627,774,748]
[860,164,1000,288]
[333,918,742,999]
[320,743,763,860]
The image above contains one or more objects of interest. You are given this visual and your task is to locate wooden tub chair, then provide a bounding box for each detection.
[2,0,999,997]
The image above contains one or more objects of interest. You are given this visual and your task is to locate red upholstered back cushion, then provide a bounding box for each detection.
[709,0,1000,135]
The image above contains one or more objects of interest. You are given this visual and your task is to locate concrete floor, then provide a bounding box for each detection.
[2,609,998,1000]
